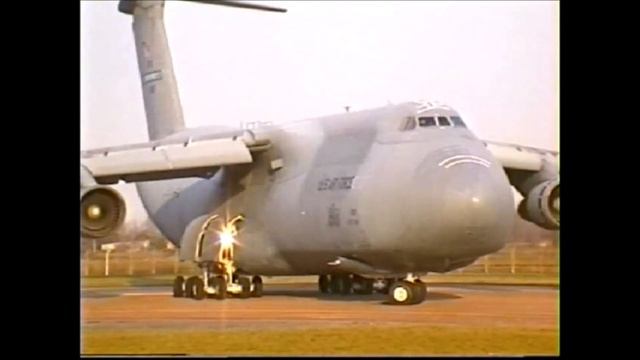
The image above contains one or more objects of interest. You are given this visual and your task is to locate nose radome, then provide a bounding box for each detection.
[442,163,511,224]
[438,160,515,255]
[412,148,515,258]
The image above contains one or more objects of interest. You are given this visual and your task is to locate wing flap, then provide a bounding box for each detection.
[82,137,253,184]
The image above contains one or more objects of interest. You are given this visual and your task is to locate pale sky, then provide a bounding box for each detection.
[80,0,559,224]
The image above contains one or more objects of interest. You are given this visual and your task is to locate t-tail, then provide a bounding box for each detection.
[117,0,286,141]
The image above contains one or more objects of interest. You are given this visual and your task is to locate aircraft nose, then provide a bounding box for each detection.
[412,148,515,257]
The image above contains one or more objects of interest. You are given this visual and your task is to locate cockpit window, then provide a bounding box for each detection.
[450,116,466,128]
[418,117,436,127]
[437,116,452,127]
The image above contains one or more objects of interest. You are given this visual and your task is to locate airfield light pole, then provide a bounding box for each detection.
[101,244,116,277]
[151,248,156,275]
[510,246,516,274]
[128,248,133,276]
[106,250,111,276]
[83,251,89,277]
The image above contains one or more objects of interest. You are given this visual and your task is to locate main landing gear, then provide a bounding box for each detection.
[318,274,374,295]
[318,273,427,305]
[172,214,263,301]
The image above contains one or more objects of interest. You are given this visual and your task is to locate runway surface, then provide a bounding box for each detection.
[81,283,558,332]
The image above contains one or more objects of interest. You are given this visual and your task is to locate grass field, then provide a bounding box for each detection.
[81,325,558,355]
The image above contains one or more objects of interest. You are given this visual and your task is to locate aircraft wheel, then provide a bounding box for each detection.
[411,282,427,304]
[352,276,373,295]
[329,274,341,294]
[251,276,263,297]
[340,274,352,295]
[211,276,227,300]
[205,277,217,298]
[192,277,205,300]
[173,276,185,297]
[362,278,374,295]
[238,277,252,299]
[184,276,197,298]
[318,275,330,294]
[360,278,373,295]
[388,281,416,305]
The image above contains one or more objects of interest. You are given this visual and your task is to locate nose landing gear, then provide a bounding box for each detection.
[172,214,263,301]
[388,274,427,305]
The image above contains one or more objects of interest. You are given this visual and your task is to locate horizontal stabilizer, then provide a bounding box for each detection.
[186,0,287,13]
[118,0,287,15]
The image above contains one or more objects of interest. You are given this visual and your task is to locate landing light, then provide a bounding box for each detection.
[219,230,235,247]
[217,222,238,247]
[471,197,480,204]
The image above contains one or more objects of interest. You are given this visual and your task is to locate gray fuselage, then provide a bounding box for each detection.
[136,102,515,276]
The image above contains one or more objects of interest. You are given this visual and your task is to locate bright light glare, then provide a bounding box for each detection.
[219,230,235,247]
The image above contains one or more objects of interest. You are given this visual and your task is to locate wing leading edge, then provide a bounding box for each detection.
[484,140,558,172]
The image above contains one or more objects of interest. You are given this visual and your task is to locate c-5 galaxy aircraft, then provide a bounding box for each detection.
[81,0,559,305]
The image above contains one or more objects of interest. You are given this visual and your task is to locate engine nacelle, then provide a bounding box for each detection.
[81,186,126,238]
[517,179,559,230]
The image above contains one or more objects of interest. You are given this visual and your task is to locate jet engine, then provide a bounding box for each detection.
[81,165,126,238]
[81,186,126,238]
[517,179,559,230]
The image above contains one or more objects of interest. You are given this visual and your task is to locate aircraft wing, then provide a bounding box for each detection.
[81,134,271,185]
[484,140,558,172]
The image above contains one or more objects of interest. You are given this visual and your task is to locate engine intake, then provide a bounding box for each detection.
[81,186,126,238]
[518,179,559,230]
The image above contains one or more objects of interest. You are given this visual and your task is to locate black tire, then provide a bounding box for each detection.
[329,274,341,294]
[352,276,373,295]
[184,276,197,298]
[211,276,227,300]
[353,286,365,295]
[173,276,185,297]
[192,277,205,300]
[362,278,374,295]
[206,277,217,298]
[340,274,353,295]
[329,274,351,295]
[238,277,251,299]
[318,275,330,294]
[388,281,415,305]
[251,276,263,297]
[411,282,427,304]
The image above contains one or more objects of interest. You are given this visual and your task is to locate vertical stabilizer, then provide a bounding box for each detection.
[120,0,185,141]
[117,0,286,140]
